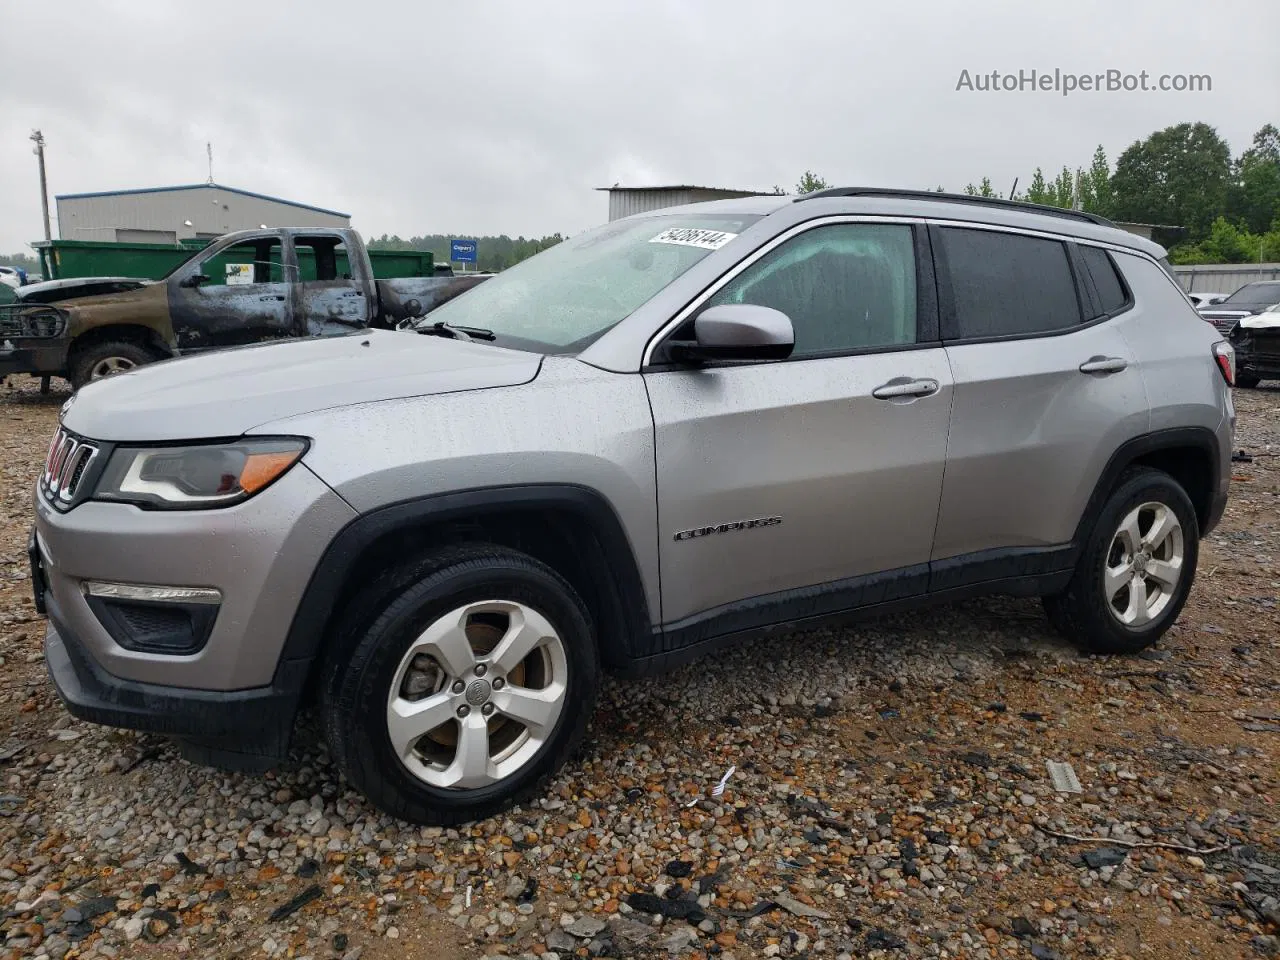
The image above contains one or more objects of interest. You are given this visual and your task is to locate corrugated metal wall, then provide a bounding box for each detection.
[1172,263,1280,294]
[605,188,771,221]
[607,189,695,221]
[56,186,349,242]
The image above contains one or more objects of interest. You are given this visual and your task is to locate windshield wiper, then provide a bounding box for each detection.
[416,320,497,342]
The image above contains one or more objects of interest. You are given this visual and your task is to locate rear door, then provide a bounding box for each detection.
[644,219,953,631]
[169,232,296,351]
[291,233,374,335]
[929,223,1150,587]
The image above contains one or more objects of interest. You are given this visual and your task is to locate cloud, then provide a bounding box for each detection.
[2,0,1276,253]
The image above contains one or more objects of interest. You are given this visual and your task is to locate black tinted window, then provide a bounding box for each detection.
[1224,282,1280,304]
[705,223,917,357]
[1079,245,1128,316]
[940,228,1081,338]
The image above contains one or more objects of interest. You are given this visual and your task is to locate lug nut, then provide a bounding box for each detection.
[492,677,505,690]
[475,663,488,677]
[457,705,470,718]
[451,680,465,694]
[481,703,495,717]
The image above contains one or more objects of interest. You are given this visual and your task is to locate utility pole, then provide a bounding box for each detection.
[30,130,51,242]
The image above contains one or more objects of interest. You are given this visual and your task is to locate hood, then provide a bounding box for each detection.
[60,328,542,442]
[1200,301,1280,318]
[56,282,165,312]
[16,276,152,304]
[1240,310,1280,330]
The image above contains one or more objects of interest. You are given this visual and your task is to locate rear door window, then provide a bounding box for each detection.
[1078,245,1130,317]
[938,227,1082,339]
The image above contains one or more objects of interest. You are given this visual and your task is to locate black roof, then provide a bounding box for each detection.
[796,186,1115,227]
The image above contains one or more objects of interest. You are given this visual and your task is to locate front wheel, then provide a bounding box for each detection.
[322,545,599,825]
[69,340,158,390]
[1044,467,1199,654]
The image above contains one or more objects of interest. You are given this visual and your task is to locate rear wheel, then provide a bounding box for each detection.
[1044,467,1199,654]
[69,340,158,390]
[322,544,599,825]
[1235,373,1261,389]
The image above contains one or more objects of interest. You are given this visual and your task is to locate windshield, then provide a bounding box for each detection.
[413,213,762,352]
[159,243,213,280]
[1223,281,1280,304]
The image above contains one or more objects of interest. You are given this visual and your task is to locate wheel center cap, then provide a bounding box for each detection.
[465,679,492,706]
[1133,552,1149,574]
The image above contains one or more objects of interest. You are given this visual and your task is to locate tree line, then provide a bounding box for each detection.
[366,233,565,272]
[6,122,1275,272]
[798,122,1280,265]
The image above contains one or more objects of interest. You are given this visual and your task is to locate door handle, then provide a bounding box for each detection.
[1078,356,1128,374]
[871,378,939,400]
[258,295,285,302]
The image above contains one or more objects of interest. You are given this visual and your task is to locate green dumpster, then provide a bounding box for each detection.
[33,238,434,282]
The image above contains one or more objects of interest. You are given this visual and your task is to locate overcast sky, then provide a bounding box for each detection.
[2,0,1277,254]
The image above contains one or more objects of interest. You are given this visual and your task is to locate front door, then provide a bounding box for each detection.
[170,233,295,351]
[644,220,953,633]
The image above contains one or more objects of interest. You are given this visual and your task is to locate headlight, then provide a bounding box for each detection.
[94,437,308,509]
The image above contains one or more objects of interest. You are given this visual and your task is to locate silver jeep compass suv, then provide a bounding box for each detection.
[30,188,1236,825]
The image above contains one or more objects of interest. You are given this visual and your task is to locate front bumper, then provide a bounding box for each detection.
[0,306,70,376]
[44,609,304,763]
[0,339,68,377]
[33,460,357,691]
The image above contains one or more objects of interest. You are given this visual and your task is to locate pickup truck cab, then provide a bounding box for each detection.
[0,227,484,390]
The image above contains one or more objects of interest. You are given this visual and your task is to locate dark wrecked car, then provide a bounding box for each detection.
[1197,280,1280,335]
[0,228,487,391]
[1227,302,1280,389]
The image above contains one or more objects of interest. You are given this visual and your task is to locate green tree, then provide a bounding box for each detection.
[795,171,829,194]
[1051,167,1076,208]
[1080,145,1114,217]
[963,177,997,197]
[1110,122,1232,237]
[1167,215,1280,265]
[1023,168,1053,205]
[1230,123,1280,234]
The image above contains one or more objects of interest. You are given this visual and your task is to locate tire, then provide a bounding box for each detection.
[1235,373,1261,389]
[69,340,158,390]
[1044,467,1199,655]
[321,544,599,825]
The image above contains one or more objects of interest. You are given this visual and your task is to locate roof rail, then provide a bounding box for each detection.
[795,186,1115,227]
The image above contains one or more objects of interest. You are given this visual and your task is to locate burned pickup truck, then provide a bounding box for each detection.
[1,228,486,390]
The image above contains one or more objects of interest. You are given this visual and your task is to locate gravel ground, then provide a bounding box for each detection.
[0,375,1277,960]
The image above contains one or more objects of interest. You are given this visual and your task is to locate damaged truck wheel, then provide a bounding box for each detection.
[69,340,159,390]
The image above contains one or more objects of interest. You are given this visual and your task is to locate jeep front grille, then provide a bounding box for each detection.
[41,428,100,505]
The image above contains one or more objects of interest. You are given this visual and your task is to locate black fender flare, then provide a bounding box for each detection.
[271,483,655,687]
[1070,426,1226,547]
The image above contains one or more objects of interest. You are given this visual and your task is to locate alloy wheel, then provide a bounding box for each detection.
[1103,501,1185,627]
[90,356,136,379]
[385,600,568,789]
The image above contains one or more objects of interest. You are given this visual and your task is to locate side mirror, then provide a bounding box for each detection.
[179,273,209,289]
[668,303,795,364]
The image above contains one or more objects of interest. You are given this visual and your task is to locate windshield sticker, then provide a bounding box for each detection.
[649,227,738,250]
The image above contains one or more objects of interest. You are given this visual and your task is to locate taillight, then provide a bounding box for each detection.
[1212,341,1235,386]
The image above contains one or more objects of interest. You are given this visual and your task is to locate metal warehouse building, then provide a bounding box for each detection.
[55,182,351,243]
[597,184,778,221]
